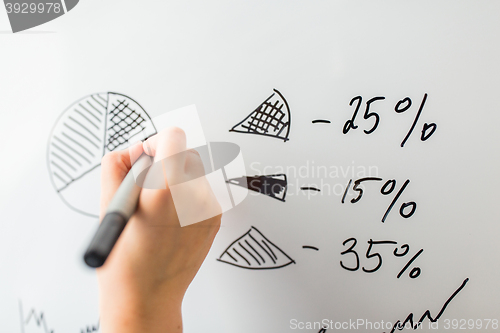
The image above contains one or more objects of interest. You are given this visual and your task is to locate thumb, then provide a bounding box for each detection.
[100,141,144,219]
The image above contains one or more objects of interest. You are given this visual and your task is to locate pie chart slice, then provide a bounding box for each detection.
[217,226,295,270]
[230,89,291,141]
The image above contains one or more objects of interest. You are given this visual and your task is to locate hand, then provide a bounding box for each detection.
[97,127,221,333]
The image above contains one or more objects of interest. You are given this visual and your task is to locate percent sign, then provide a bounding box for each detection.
[381,179,417,222]
[396,93,437,147]
[394,244,424,279]
[341,178,417,222]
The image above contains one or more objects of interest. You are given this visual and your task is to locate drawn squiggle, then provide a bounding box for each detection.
[387,278,469,332]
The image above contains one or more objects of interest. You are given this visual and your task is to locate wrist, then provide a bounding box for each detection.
[99,279,185,333]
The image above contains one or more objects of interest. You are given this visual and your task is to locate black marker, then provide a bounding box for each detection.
[83,153,153,268]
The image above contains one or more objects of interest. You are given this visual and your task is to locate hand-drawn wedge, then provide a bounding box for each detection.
[217,226,295,269]
[230,89,291,141]
[47,92,157,217]
[226,174,287,202]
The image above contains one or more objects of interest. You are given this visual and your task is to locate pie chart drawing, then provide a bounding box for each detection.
[47,92,157,217]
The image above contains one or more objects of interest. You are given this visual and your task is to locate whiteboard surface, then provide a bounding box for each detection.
[1,1,499,332]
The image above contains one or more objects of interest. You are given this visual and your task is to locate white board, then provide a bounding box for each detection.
[1,1,500,332]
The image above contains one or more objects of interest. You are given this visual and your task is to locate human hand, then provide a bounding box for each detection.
[97,127,221,333]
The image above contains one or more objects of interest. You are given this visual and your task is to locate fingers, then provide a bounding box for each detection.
[139,127,222,227]
[183,149,206,181]
[100,141,144,218]
[143,127,187,160]
[142,127,188,186]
